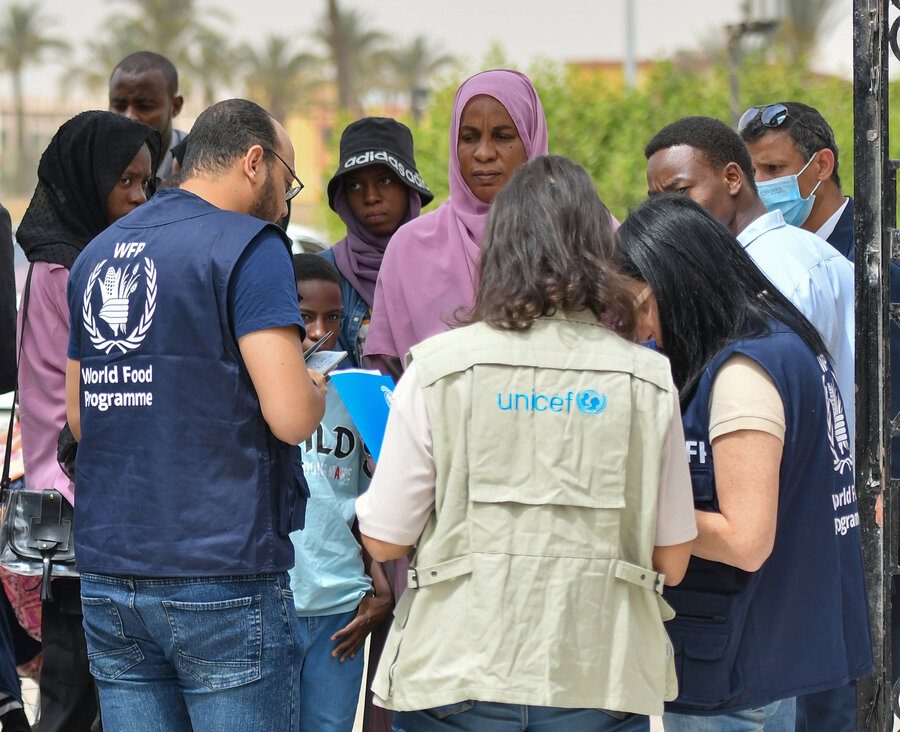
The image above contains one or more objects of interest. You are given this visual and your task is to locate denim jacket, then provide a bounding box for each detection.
[319,248,369,368]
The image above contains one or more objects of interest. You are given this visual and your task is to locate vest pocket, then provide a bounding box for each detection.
[665,580,753,707]
[668,624,744,706]
[276,450,310,535]
[467,366,631,511]
[688,464,717,509]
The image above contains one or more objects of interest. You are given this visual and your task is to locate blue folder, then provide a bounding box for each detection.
[328,369,395,463]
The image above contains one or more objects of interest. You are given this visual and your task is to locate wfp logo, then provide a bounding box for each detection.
[577,390,607,415]
[497,389,608,415]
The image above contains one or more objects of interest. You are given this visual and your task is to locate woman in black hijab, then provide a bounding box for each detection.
[15,110,159,732]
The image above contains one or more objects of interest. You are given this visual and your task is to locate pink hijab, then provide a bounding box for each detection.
[364,69,548,366]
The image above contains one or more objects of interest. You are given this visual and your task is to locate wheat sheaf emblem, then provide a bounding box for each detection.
[82,257,157,354]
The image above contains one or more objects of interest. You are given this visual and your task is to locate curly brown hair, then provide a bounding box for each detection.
[463,155,635,338]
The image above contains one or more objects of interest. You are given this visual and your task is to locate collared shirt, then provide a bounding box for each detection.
[156,128,187,184]
[737,209,856,441]
[815,197,850,243]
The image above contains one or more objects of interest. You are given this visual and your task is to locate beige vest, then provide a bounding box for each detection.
[373,312,678,715]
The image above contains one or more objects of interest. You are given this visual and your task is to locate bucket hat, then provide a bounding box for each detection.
[327,117,433,209]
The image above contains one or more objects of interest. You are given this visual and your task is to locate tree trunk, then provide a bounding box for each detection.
[13,68,28,195]
[329,0,352,110]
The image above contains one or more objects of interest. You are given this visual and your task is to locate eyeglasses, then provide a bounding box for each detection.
[737,103,823,144]
[263,148,304,201]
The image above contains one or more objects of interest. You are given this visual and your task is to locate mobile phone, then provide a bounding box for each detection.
[306,350,348,375]
[303,332,334,361]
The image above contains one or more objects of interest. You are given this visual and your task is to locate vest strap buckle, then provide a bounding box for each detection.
[614,560,666,595]
[407,555,473,589]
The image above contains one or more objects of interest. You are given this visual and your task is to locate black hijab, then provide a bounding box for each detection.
[17,111,161,268]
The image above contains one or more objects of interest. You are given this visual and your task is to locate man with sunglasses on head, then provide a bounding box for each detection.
[739,102,849,255]
[64,99,326,731]
[742,100,899,732]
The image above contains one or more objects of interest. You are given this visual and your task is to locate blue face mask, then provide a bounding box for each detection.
[756,154,822,227]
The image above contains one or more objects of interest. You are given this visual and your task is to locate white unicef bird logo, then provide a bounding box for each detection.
[82,258,157,354]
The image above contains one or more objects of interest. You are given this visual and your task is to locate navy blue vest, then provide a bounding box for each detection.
[68,189,308,576]
[665,324,872,713]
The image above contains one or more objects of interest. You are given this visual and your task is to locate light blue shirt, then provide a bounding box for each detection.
[737,209,855,442]
[289,389,372,617]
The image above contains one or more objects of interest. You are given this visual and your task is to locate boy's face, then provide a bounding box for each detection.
[297,278,342,351]
[344,164,410,237]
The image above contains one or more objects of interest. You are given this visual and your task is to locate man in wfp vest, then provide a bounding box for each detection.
[356,156,697,731]
[64,99,326,731]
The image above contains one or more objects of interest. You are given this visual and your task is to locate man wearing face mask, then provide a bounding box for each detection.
[739,102,849,251]
[742,101,900,732]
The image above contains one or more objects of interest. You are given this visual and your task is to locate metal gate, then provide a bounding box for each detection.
[855,1,899,728]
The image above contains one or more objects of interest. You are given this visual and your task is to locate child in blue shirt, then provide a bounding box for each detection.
[289,254,392,731]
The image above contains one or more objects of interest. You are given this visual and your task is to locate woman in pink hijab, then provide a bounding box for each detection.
[364,69,548,377]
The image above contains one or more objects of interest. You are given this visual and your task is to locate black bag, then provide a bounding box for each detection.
[0,263,78,601]
[0,485,77,588]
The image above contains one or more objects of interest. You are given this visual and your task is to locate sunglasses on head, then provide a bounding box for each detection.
[737,103,824,144]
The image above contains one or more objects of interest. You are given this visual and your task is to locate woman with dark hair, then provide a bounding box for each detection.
[16,110,159,732]
[616,193,871,731]
[355,157,697,731]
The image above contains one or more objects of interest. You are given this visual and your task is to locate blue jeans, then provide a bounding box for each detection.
[794,682,856,731]
[663,697,796,732]
[393,701,649,731]
[80,572,302,732]
[297,608,364,732]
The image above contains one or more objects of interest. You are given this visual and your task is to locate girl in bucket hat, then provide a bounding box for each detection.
[321,117,433,367]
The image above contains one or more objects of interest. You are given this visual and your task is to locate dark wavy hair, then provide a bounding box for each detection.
[615,193,827,400]
[464,155,635,336]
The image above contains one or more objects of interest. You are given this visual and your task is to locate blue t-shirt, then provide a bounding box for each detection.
[289,388,372,616]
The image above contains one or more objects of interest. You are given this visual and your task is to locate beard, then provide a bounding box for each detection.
[248,164,283,223]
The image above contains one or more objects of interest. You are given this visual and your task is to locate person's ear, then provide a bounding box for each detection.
[723,161,745,198]
[243,144,266,185]
[814,148,835,182]
[171,94,184,119]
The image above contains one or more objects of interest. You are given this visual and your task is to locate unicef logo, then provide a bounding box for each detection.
[577,390,607,415]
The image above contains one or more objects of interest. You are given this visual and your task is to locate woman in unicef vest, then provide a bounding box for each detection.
[355,156,698,731]
[616,193,872,731]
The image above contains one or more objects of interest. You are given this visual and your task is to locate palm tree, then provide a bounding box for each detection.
[103,0,230,70]
[187,30,237,107]
[382,36,455,119]
[0,2,70,193]
[315,0,387,113]
[68,35,138,96]
[240,35,320,123]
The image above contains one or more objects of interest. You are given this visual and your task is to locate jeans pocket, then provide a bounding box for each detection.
[424,700,476,719]
[81,597,145,680]
[162,594,262,690]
